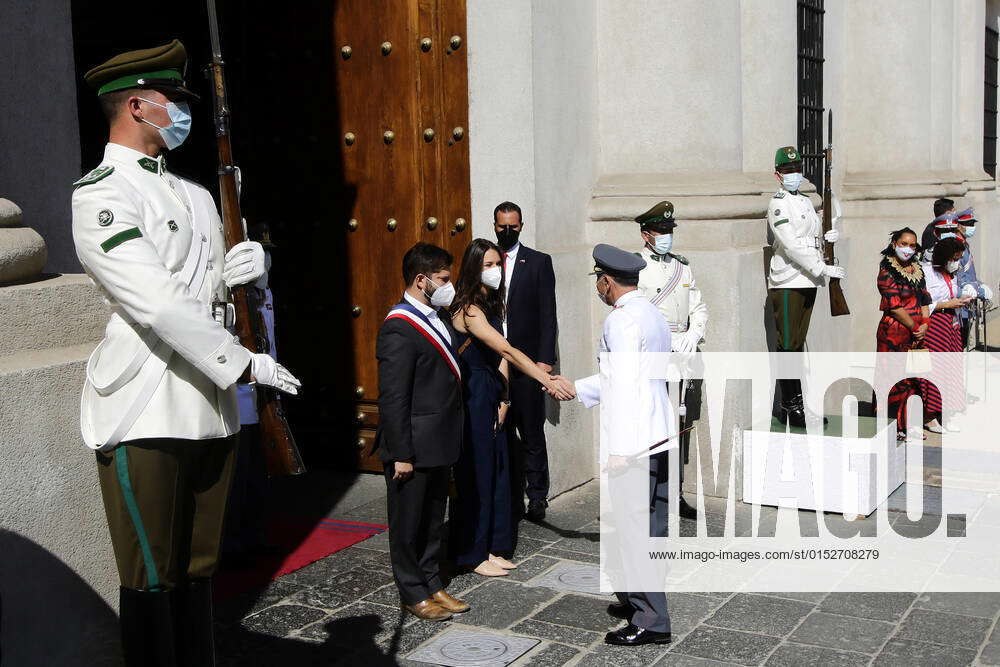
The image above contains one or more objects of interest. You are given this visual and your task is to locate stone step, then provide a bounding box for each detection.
[0,274,106,357]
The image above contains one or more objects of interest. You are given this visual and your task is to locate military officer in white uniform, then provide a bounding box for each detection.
[767,146,845,426]
[573,244,673,647]
[634,201,706,520]
[72,40,300,666]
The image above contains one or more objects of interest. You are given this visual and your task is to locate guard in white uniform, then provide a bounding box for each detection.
[574,244,673,648]
[766,146,845,426]
[73,40,300,666]
[634,201,706,520]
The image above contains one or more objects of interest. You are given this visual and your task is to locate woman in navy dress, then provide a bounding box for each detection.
[448,239,574,577]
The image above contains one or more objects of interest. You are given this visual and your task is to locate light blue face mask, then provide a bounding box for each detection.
[781,172,804,192]
[964,226,977,238]
[650,233,673,255]
[139,97,192,150]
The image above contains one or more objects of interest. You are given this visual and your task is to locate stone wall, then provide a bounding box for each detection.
[0,274,115,665]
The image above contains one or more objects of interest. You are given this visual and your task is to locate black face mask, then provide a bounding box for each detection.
[496,226,520,251]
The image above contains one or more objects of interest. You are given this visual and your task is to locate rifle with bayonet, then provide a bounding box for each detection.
[823,110,850,317]
[205,0,306,475]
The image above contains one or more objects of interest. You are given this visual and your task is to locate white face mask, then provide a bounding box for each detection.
[781,172,804,192]
[946,260,962,274]
[964,226,977,238]
[481,265,502,290]
[895,246,916,261]
[422,275,455,307]
[649,233,673,255]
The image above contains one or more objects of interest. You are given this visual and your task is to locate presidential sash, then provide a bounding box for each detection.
[385,302,462,381]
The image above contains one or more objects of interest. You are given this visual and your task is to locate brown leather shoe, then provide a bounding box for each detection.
[432,590,470,613]
[402,598,453,621]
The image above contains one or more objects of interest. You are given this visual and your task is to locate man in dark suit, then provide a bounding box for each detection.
[494,201,558,522]
[376,242,469,621]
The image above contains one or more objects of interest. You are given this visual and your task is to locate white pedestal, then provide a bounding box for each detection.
[742,417,905,516]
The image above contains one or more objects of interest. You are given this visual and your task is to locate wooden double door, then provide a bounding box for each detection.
[334,0,473,470]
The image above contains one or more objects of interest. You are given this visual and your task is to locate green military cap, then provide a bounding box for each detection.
[774,145,801,168]
[590,243,647,278]
[84,39,199,100]
[634,201,677,231]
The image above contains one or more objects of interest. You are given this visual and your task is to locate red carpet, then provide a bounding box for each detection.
[214,515,387,601]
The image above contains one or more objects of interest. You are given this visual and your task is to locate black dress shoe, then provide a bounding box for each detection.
[679,497,698,520]
[604,623,671,646]
[607,601,632,620]
[526,498,548,522]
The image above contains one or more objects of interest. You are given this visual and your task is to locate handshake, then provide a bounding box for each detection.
[541,374,576,401]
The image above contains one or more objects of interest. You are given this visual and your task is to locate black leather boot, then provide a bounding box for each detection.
[776,379,807,428]
[119,587,178,667]
[173,578,216,667]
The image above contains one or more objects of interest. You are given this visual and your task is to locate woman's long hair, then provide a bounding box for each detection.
[881,227,922,259]
[450,238,506,322]
[931,236,965,271]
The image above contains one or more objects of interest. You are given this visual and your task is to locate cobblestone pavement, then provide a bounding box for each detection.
[216,479,1000,666]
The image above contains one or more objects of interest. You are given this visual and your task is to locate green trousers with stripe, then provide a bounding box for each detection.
[768,287,817,352]
[96,435,237,591]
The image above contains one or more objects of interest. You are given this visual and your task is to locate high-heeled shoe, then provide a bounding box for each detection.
[473,560,509,577]
[489,554,517,570]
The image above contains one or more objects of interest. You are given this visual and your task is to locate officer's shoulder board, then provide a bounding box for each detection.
[668,252,689,265]
[772,190,786,200]
[73,165,115,189]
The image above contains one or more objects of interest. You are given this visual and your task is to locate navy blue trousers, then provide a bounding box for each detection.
[452,371,513,565]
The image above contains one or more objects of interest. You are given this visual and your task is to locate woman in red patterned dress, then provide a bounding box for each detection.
[921,237,974,432]
[875,228,931,440]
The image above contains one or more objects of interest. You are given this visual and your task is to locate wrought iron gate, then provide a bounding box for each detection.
[985,26,998,178]
[797,0,824,190]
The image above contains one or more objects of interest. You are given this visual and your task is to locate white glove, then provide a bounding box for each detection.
[824,229,840,243]
[223,241,267,288]
[675,330,700,354]
[822,265,846,280]
[962,284,978,299]
[250,353,301,395]
[983,285,994,301]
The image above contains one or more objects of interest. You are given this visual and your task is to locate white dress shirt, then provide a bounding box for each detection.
[404,291,452,345]
[503,242,521,291]
[501,242,521,336]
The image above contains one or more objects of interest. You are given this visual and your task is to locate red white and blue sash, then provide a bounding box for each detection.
[385,302,462,381]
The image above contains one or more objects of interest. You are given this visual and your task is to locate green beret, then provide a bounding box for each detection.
[774,146,801,168]
[84,39,199,100]
[634,201,676,230]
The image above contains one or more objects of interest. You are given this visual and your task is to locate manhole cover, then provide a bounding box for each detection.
[440,636,508,661]
[525,562,611,596]
[407,629,539,667]
[557,567,600,590]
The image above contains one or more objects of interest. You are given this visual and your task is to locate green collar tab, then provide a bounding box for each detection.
[136,156,166,174]
[137,157,159,173]
[97,68,183,95]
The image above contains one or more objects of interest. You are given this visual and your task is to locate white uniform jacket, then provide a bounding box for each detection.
[636,247,708,349]
[71,143,251,449]
[766,189,826,290]
[575,291,675,462]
